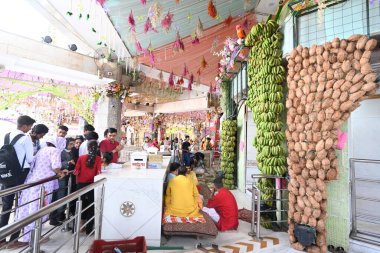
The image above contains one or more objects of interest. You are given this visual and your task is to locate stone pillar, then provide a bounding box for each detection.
[94,96,122,138]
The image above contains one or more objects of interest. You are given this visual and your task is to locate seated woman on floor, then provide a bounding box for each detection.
[166,162,180,183]
[164,166,203,219]
[203,176,239,231]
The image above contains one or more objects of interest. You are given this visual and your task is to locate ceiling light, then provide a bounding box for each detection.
[42,36,52,44]
[68,44,77,51]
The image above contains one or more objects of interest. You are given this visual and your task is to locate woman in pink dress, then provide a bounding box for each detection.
[9,136,67,248]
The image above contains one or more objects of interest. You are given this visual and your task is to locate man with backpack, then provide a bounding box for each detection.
[0,115,35,246]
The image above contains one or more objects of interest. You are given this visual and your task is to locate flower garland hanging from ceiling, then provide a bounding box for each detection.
[194,17,204,38]
[161,11,174,32]
[224,14,233,26]
[128,10,136,32]
[188,73,194,91]
[173,32,185,52]
[148,2,163,30]
[208,0,218,19]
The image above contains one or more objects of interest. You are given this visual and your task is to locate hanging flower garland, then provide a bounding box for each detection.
[208,0,218,19]
[182,64,189,77]
[168,71,175,88]
[191,36,200,45]
[188,73,194,91]
[194,17,204,38]
[161,11,174,32]
[128,10,136,32]
[144,17,157,33]
[135,40,143,53]
[215,37,248,86]
[224,14,233,26]
[148,2,163,30]
[0,76,95,124]
[200,56,208,69]
[157,70,164,88]
[146,42,156,66]
[173,32,185,52]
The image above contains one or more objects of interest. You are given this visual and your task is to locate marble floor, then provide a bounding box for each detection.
[1,190,302,253]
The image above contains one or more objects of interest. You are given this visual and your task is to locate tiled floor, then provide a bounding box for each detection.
[0,190,304,253]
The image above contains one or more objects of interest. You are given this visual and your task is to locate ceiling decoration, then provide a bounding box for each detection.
[103,0,260,56]
[138,13,258,85]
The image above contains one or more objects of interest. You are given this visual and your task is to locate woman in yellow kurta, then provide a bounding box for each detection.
[165,166,203,218]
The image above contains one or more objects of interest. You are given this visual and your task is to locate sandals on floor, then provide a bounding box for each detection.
[328,245,346,253]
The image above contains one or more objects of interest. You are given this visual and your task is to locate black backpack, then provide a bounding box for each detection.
[0,133,26,186]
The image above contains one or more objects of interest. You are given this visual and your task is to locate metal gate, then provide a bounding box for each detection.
[350,158,380,246]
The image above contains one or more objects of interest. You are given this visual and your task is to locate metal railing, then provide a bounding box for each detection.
[350,158,380,246]
[0,172,74,243]
[249,174,289,240]
[0,176,107,252]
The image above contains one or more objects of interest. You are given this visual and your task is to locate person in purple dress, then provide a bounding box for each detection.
[8,137,68,249]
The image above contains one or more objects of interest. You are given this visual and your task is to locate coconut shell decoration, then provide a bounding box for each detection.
[286,35,378,252]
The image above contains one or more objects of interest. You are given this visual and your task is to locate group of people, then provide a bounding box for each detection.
[165,162,239,232]
[142,135,214,153]
[0,115,123,249]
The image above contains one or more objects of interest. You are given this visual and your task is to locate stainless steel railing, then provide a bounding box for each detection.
[249,181,261,240]
[350,158,380,246]
[249,174,289,240]
[0,177,107,253]
[0,172,75,242]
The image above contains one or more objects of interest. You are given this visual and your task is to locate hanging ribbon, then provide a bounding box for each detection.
[208,0,218,19]
[128,10,136,32]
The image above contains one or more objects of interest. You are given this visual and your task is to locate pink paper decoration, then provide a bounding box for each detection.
[146,43,155,66]
[168,71,174,88]
[144,17,152,33]
[194,17,204,38]
[144,17,157,33]
[191,36,200,45]
[135,40,143,53]
[96,0,107,6]
[140,0,147,5]
[161,11,174,32]
[173,32,185,52]
[336,129,348,150]
[182,64,189,77]
[128,10,136,32]
[149,50,155,66]
[188,73,194,91]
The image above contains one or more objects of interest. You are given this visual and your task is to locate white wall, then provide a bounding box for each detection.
[245,110,260,192]
[349,98,380,160]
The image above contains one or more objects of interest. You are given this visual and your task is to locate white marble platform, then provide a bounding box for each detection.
[95,167,167,246]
